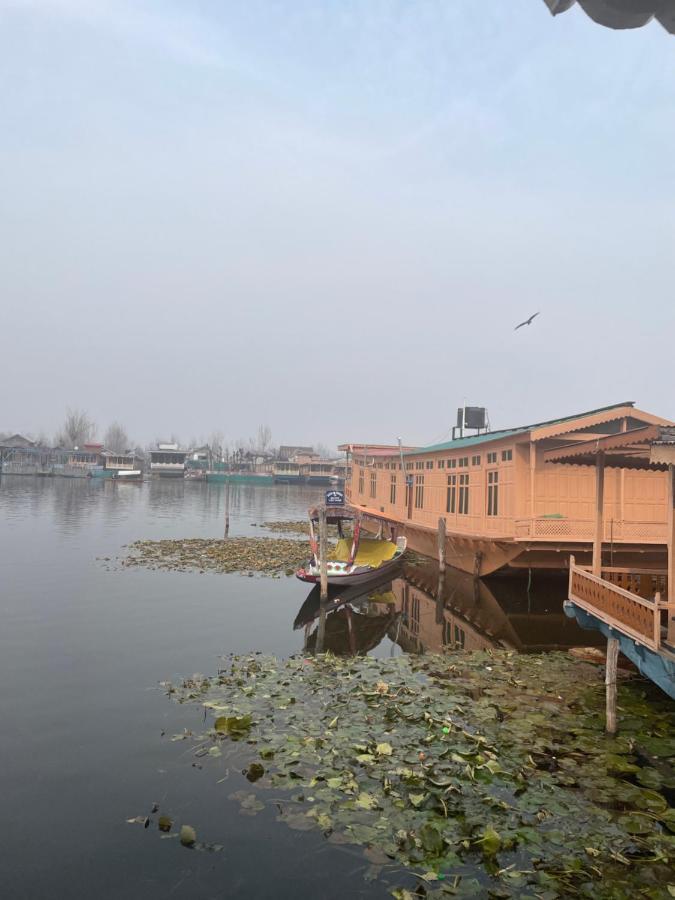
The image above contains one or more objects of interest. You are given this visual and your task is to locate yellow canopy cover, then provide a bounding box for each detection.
[332,538,398,568]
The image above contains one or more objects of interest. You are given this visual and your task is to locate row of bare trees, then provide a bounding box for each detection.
[3,414,335,459]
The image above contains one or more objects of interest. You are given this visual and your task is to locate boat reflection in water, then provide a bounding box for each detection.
[294,571,400,655]
[295,559,604,656]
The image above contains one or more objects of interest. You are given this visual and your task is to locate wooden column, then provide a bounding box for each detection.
[668,465,675,641]
[437,517,446,575]
[319,507,328,601]
[529,442,537,519]
[224,478,231,538]
[605,635,619,735]
[593,452,605,577]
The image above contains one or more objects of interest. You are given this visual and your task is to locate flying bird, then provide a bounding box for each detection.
[514,312,540,331]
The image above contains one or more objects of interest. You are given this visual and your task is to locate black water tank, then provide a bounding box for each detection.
[456,407,487,430]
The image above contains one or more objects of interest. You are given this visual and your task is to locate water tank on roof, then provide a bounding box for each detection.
[456,407,487,430]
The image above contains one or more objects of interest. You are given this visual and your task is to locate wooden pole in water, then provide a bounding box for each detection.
[593,452,605,577]
[319,506,328,601]
[667,465,675,642]
[437,517,446,575]
[224,477,230,538]
[605,635,619,735]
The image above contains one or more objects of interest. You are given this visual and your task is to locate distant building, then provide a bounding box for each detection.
[150,445,187,478]
[278,445,314,461]
[0,434,36,449]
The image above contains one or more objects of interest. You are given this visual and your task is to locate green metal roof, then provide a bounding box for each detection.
[405,402,636,456]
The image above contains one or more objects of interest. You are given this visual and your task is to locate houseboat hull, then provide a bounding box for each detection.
[91,467,143,481]
[564,601,675,700]
[273,475,303,485]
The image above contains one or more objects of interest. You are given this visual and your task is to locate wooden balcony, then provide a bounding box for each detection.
[515,517,667,543]
[568,557,673,653]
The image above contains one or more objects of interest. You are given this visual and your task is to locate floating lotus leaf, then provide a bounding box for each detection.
[162,650,675,897]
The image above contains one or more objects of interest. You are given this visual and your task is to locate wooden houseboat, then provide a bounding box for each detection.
[342,402,674,577]
[149,444,187,478]
[57,443,104,478]
[273,461,303,484]
[91,452,143,481]
[300,460,336,486]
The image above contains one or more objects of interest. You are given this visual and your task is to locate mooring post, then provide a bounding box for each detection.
[224,477,231,538]
[605,635,620,735]
[319,507,328,602]
[437,517,446,574]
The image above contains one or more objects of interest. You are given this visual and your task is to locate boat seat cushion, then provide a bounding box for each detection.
[332,538,398,567]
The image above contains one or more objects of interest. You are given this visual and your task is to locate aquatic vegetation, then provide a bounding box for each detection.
[120,537,309,576]
[260,520,311,535]
[165,651,675,898]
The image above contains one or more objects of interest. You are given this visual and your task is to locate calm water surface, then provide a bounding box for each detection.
[0,477,591,899]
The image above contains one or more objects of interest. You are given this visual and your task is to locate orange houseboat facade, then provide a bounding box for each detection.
[342,403,673,576]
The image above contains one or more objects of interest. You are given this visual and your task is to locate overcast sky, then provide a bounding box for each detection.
[1,0,674,450]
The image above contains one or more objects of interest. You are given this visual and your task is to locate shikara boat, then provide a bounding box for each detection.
[296,503,406,586]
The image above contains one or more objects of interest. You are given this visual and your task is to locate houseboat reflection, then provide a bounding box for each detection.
[294,561,603,656]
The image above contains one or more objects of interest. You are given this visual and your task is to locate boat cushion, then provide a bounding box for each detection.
[332,538,398,567]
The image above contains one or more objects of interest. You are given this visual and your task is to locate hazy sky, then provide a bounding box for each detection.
[1,1,674,450]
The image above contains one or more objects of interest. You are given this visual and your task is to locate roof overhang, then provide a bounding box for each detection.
[543,424,674,470]
[543,0,675,34]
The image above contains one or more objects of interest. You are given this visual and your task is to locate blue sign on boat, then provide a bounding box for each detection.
[325,490,345,507]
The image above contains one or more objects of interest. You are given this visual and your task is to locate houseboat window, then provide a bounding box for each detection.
[405,479,411,508]
[454,624,466,649]
[425,461,433,470]
[358,469,364,494]
[501,449,513,462]
[447,459,456,469]
[438,460,445,469]
[458,457,468,468]
[370,471,377,498]
[458,473,469,515]
[487,470,499,516]
[487,451,498,464]
[446,475,456,514]
[414,475,424,509]
[406,462,413,471]
[471,455,481,466]
[389,474,396,505]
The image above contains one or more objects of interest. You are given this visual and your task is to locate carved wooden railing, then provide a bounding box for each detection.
[568,556,674,652]
[516,518,667,543]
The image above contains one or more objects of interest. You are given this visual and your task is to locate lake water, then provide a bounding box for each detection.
[0,476,594,899]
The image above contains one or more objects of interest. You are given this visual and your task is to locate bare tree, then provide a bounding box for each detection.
[256,424,272,454]
[104,422,129,453]
[57,408,96,448]
[316,442,336,459]
[208,430,225,462]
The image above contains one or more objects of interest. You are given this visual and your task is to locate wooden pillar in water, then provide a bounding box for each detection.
[224,477,231,538]
[437,517,446,575]
[605,635,620,735]
[435,517,447,625]
[319,507,328,602]
[667,465,675,642]
[593,452,605,577]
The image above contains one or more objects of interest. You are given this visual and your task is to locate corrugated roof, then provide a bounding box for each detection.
[405,401,636,455]
[543,0,675,34]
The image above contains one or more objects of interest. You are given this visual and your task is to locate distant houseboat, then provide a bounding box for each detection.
[149,444,187,478]
[273,461,303,484]
[300,461,336,486]
[57,443,104,478]
[92,452,143,481]
[342,403,674,576]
